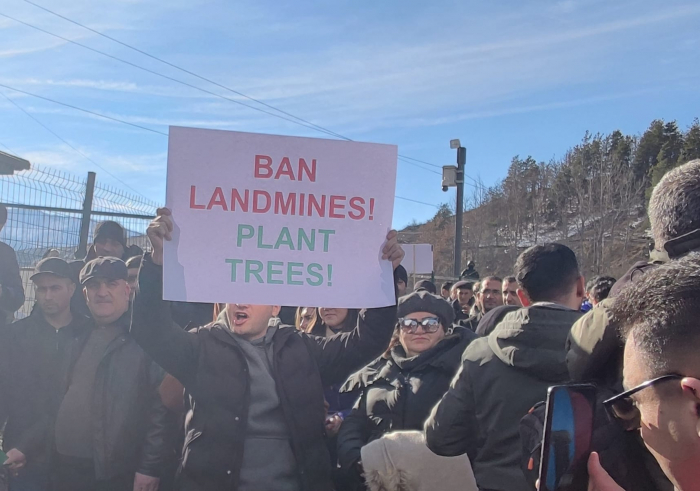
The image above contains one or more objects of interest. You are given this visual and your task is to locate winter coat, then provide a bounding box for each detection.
[0,310,91,461]
[474,305,518,337]
[337,327,477,476]
[425,304,582,491]
[64,315,172,480]
[0,241,25,327]
[131,254,397,491]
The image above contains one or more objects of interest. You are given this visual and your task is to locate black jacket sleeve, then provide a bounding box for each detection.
[424,358,479,460]
[137,362,176,478]
[337,392,373,472]
[130,254,200,388]
[0,243,25,317]
[305,304,397,387]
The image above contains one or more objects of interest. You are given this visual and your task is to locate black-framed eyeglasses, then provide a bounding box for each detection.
[603,374,684,431]
[398,317,441,334]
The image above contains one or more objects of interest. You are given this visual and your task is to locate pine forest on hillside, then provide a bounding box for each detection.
[403,118,700,279]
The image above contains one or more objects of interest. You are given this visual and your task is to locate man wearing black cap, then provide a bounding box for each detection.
[52,257,172,491]
[0,258,90,491]
[450,280,473,322]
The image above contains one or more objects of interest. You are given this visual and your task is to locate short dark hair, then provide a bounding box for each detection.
[441,281,454,292]
[503,276,517,285]
[480,276,502,287]
[586,276,616,303]
[515,243,580,303]
[0,204,7,227]
[649,159,700,249]
[613,253,700,374]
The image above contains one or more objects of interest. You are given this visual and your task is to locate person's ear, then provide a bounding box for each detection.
[517,289,531,307]
[576,275,586,300]
[124,283,131,299]
[680,378,700,436]
[67,281,76,298]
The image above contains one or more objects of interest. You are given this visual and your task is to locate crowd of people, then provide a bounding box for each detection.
[0,158,700,491]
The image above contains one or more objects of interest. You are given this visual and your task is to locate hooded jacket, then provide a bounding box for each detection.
[337,326,477,483]
[131,254,397,491]
[425,304,581,491]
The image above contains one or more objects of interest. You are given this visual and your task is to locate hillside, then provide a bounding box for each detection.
[400,118,700,280]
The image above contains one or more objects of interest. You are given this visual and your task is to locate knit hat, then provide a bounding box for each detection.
[397,290,455,328]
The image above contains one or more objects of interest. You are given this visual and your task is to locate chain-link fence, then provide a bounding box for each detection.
[0,166,159,318]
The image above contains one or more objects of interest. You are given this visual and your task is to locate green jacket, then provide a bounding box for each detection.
[426,304,582,491]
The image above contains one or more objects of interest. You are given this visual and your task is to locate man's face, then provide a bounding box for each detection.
[83,278,130,325]
[479,279,504,313]
[127,267,139,300]
[456,287,473,307]
[623,332,700,488]
[502,281,521,306]
[397,280,407,297]
[34,275,75,317]
[226,304,280,341]
[94,238,125,259]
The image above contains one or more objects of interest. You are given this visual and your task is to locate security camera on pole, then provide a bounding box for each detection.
[442,140,466,278]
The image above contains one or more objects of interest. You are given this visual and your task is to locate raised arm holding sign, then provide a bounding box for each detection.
[131,127,403,491]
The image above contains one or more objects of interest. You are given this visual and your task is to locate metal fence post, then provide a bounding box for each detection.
[75,171,96,259]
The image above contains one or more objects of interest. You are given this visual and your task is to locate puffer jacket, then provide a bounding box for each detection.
[425,304,582,491]
[337,326,477,479]
[131,254,397,491]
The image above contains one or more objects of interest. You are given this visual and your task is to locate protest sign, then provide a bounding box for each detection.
[401,244,434,274]
[163,126,398,308]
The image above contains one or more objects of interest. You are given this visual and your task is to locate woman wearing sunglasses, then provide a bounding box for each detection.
[336,290,477,490]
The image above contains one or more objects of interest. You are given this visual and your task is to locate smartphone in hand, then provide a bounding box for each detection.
[538,384,596,491]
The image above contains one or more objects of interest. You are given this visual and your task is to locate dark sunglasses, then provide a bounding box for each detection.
[398,317,442,334]
[603,374,684,431]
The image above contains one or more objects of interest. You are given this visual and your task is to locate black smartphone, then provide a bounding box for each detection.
[538,384,596,491]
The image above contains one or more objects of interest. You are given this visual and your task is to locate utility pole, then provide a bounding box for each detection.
[443,140,466,278]
[454,146,466,278]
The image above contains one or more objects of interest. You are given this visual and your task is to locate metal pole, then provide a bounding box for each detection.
[454,147,466,277]
[75,171,96,259]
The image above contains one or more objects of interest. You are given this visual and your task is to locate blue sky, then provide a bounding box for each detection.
[1,0,699,228]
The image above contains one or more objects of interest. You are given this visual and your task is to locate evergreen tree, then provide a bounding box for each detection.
[633,119,665,183]
[650,121,685,191]
[682,118,700,162]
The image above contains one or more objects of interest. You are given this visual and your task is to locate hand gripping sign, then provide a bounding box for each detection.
[163,126,398,308]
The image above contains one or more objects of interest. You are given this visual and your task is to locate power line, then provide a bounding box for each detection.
[22,0,350,141]
[395,196,441,208]
[0,82,168,135]
[8,5,447,179]
[1,91,150,199]
[0,12,344,141]
[0,82,444,209]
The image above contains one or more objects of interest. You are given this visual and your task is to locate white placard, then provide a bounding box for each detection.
[401,244,434,274]
[163,126,398,308]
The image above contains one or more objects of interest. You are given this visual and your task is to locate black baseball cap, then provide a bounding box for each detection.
[94,221,127,248]
[80,257,128,285]
[30,257,74,282]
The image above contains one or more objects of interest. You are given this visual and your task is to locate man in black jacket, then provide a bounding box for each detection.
[52,257,172,491]
[0,204,25,327]
[0,258,90,491]
[131,208,403,491]
[426,244,585,491]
